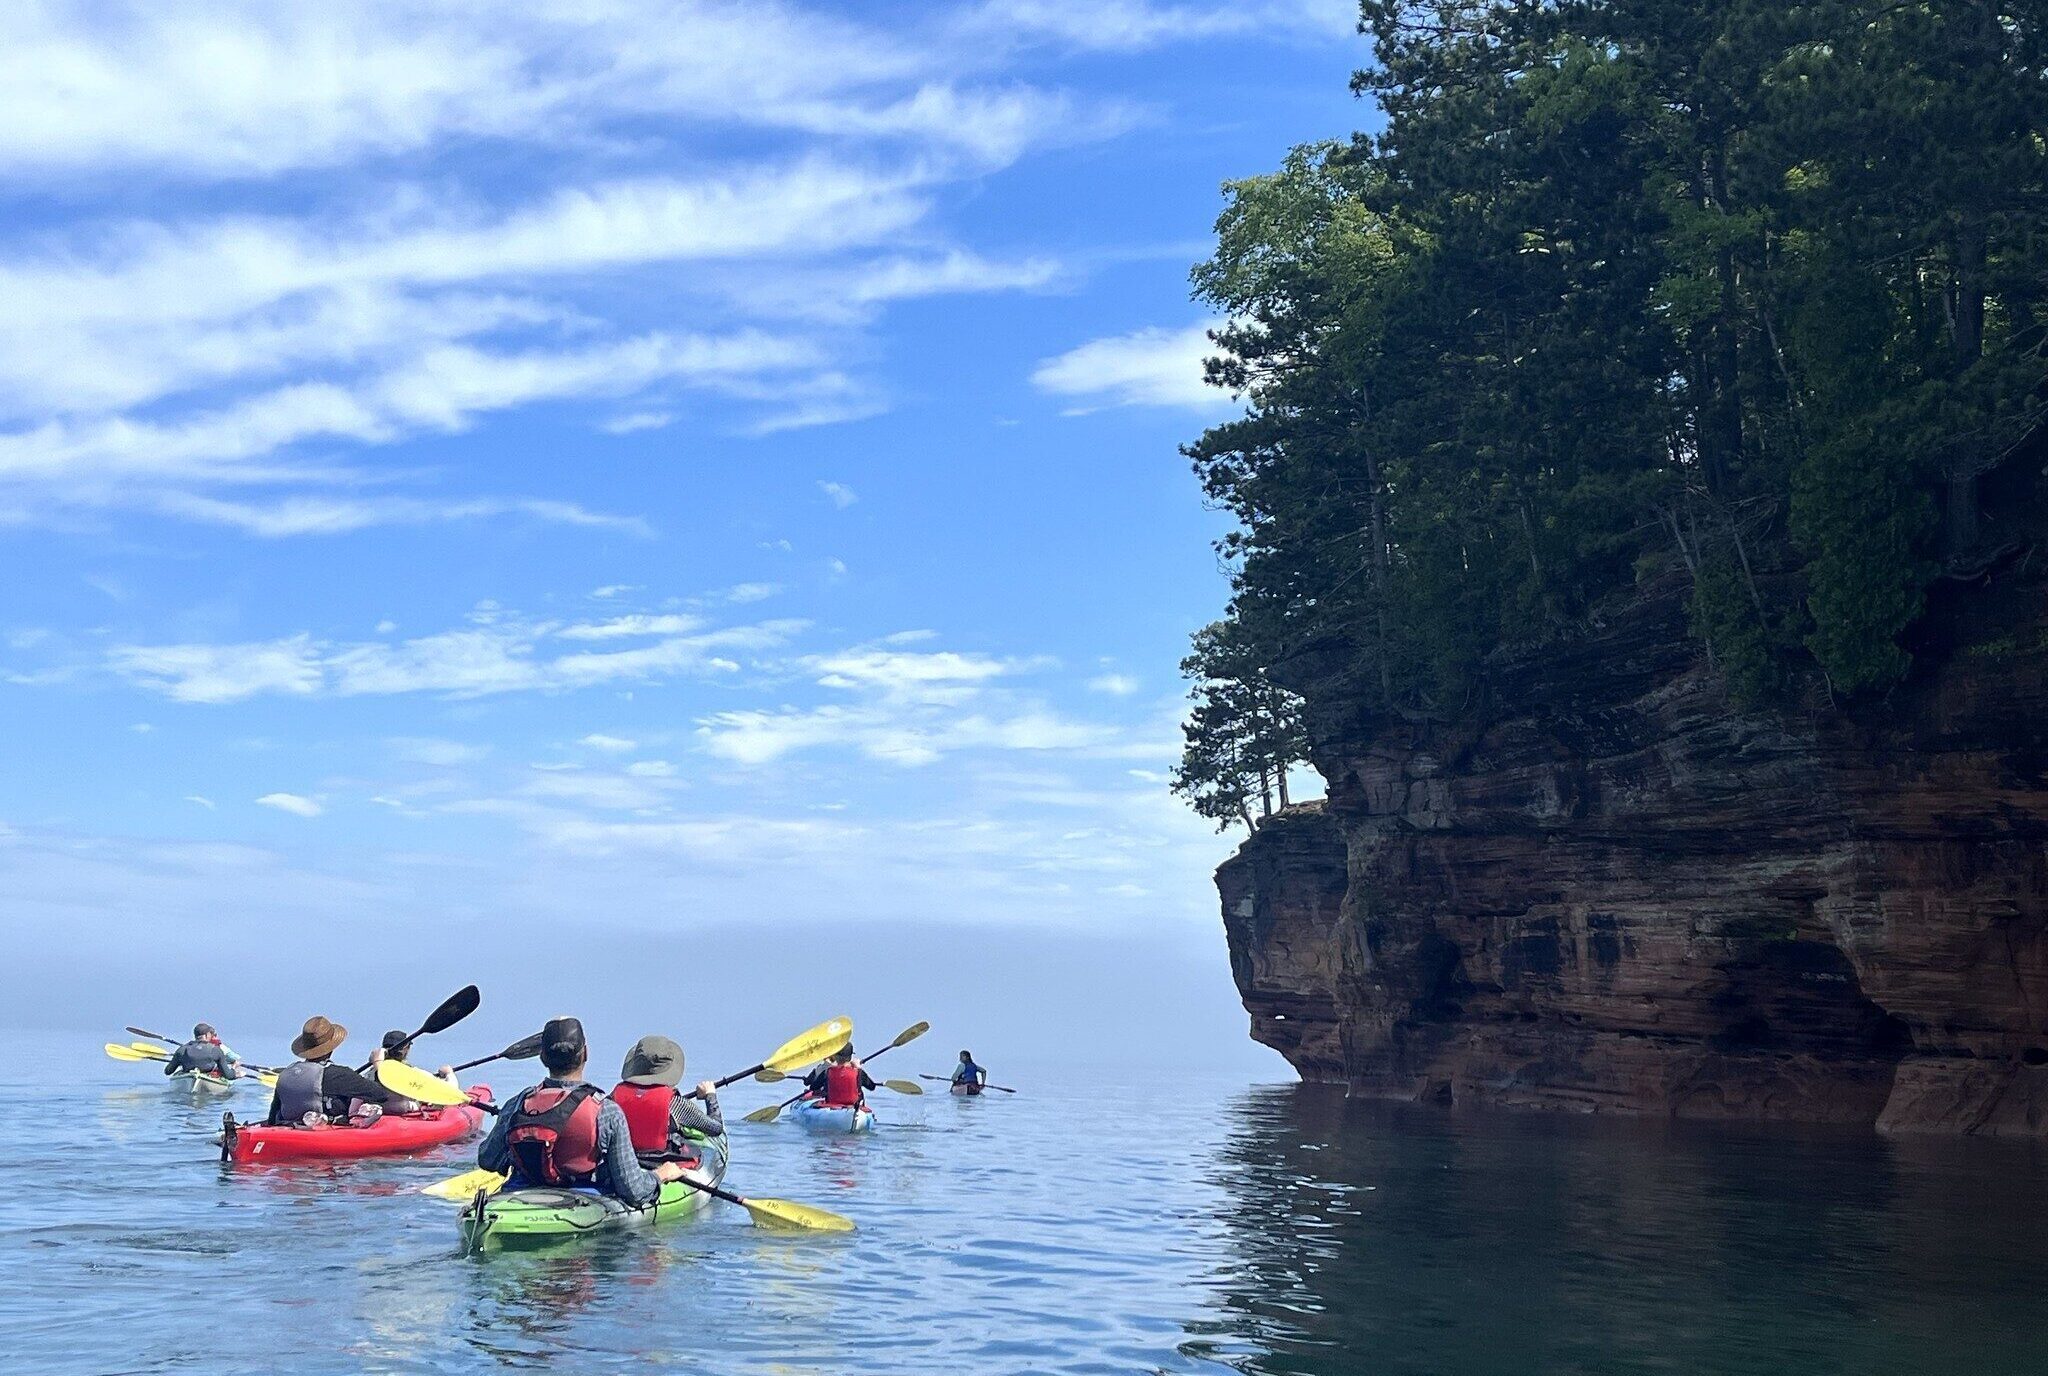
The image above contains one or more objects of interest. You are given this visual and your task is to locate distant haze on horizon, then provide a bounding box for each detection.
[0,1,1359,1073]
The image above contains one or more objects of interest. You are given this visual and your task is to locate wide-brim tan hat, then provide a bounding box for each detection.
[291,1015,347,1059]
[620,1034,684,1087]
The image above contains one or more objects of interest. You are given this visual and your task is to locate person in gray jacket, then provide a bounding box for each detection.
[165,1023,242,1081]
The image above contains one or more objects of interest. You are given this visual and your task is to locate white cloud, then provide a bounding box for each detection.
[1030,321,1235,412]
[557,614,701,641]
[255,791,322,817]
[0,5,1101,181]
[389,737,490,767]
[580,734,638,754]
[184,795,216,810]
[1089,672,1139,695]
[722,582,782,605]
[811,647,1017,696]
[817,481,859,508]
[973,0,1356,51]
[106,611,802,703]
[626,759,676,778]
[521,770,667,811]
[141,492,646,539]
[601,411,673,435]
[109,635,322,704]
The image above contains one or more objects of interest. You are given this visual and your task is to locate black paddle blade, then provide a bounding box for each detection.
[419,985,481,1037]
[502,1031,544,1061]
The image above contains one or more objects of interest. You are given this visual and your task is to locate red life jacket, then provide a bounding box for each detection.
[611,1082,674,1156]
[505,1083,603,1186]
[823,1061,863,1108]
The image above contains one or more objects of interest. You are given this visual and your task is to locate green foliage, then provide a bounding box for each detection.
[1181,0,2048,729]
[1170,615,1311,832]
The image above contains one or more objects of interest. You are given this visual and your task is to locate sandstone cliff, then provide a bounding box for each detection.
[1220,565,2048,1134]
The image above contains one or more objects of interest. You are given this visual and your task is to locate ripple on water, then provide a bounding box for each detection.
[6,1073,2048,1373]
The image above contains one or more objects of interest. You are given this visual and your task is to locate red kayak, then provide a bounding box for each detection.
[222,1085,491,1164]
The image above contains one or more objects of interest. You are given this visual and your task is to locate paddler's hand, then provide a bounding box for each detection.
[692,1080,716,1100]
[653,1161,688,1183]
[369,1047,386,1066]
[437,1065,456,1082]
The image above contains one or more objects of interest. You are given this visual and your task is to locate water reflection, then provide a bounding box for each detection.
[1189,1085,2048,1376]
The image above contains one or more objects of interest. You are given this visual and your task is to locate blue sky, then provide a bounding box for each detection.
[0,1,1365,1070]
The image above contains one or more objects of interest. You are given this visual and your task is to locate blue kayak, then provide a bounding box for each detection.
[793,1099,874,1133]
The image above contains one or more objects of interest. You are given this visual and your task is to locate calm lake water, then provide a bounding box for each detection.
[8,1048,2048,1374]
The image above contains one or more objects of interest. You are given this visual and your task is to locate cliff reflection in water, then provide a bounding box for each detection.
[1183,1084,2048,1376]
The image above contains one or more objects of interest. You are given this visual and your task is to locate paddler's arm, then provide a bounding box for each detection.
[675,1082,723,1137]
[475,1090,518,1172]
[323,1062,394,1106]
[859,1069,878,1091]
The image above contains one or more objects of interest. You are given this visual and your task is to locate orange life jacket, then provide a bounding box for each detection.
[611,1082,673,1156]
[823,1061,863,1108]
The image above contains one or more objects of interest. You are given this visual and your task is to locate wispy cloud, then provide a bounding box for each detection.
[1031,321,1234,412]
[104,612,802,703]
[256,791,322,817]
[817,481,859,509]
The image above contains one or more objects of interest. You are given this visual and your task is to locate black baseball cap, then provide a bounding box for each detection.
[541,1016,587,1072]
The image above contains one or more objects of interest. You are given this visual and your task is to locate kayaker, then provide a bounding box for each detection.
[372,1029,459,1115]
[611,1034,724,1167]
[165,1023,242,1081]
[476,1016,691,1205]
[951,1050,987,1090]
[803,1044,876,1109]
[266,1016,398,1126]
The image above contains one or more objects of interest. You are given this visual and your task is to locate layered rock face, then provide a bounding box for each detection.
[1220,570,2048,1134]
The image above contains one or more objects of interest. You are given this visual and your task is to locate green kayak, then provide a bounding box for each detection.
[459,1136,729,1252]
[168,1069,240,1094]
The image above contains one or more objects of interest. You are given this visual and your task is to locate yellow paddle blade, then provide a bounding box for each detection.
[888,1020,931,1048]
[755,1068,788,1084]
[883,1079,923,1095]
[422,1168,508,1201]
[761,1017,853,1075]
[127,1042,171,1060]
[741,1196,855,1233]
[742,1101,785,1124]
[252,1070,278,1089]
[374,1057,468,1106]
[104,1042,153,1061]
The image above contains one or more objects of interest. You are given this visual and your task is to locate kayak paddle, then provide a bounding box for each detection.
[129,1041,281,1075]
[447,1171,854,1233]
[420,1018,854,1198]
[374,1057,480,1108]
[450,1031,545,1076]
[423,1167,510,1201]
[757,1070,923,1096]
[677,1176,853,1232]
[707,1017,852,1090]
[356,984,481,1072]
[745,1020,927,1123]
[919,1074,1016,1093]
[106,1042,277,1088]
[125,1025,175,1044]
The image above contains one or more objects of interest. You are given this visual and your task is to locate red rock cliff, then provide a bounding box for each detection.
[1219,568,2048,1134]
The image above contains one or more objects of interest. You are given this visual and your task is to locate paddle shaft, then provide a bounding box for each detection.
[354,985,481,1073]
[920,1074,1015,1093]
